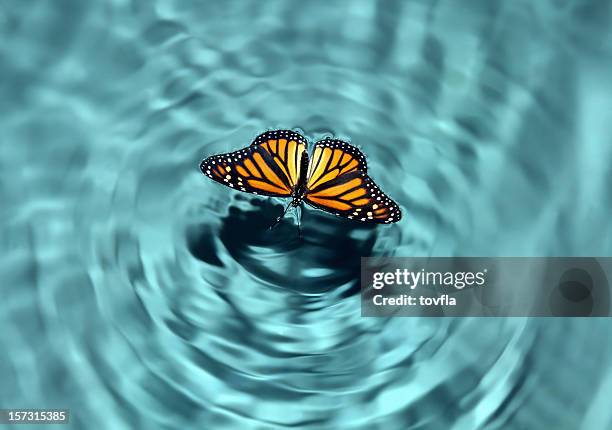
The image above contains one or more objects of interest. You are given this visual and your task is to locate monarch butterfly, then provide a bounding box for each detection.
[200,130,402,226]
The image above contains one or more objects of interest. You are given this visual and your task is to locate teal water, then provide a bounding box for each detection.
[2,1,612,429]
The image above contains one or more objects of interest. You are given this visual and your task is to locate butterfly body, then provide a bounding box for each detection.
[288,150,310,206]
[200,130,401,224]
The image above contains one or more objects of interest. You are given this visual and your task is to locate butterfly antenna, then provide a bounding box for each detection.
[269,201,293,230]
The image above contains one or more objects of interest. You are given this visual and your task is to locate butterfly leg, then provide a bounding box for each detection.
[269,201,293,230]
[296,205,302,239]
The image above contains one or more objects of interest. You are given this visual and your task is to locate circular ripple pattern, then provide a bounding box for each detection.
[1,1,612,429]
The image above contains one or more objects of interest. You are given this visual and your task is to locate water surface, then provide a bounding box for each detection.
[1,1,612,429]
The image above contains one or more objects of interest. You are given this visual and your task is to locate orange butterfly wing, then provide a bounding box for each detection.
[200,130,307,197]
[304,139,401,224]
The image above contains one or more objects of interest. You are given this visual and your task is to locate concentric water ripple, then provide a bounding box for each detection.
[1,1,612,429]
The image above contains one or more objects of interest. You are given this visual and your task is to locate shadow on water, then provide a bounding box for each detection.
[187,195,382,296]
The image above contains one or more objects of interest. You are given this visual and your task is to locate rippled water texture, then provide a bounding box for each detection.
[2,1,612,429]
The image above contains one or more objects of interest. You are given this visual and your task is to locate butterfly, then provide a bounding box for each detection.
[200,130,402,226]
